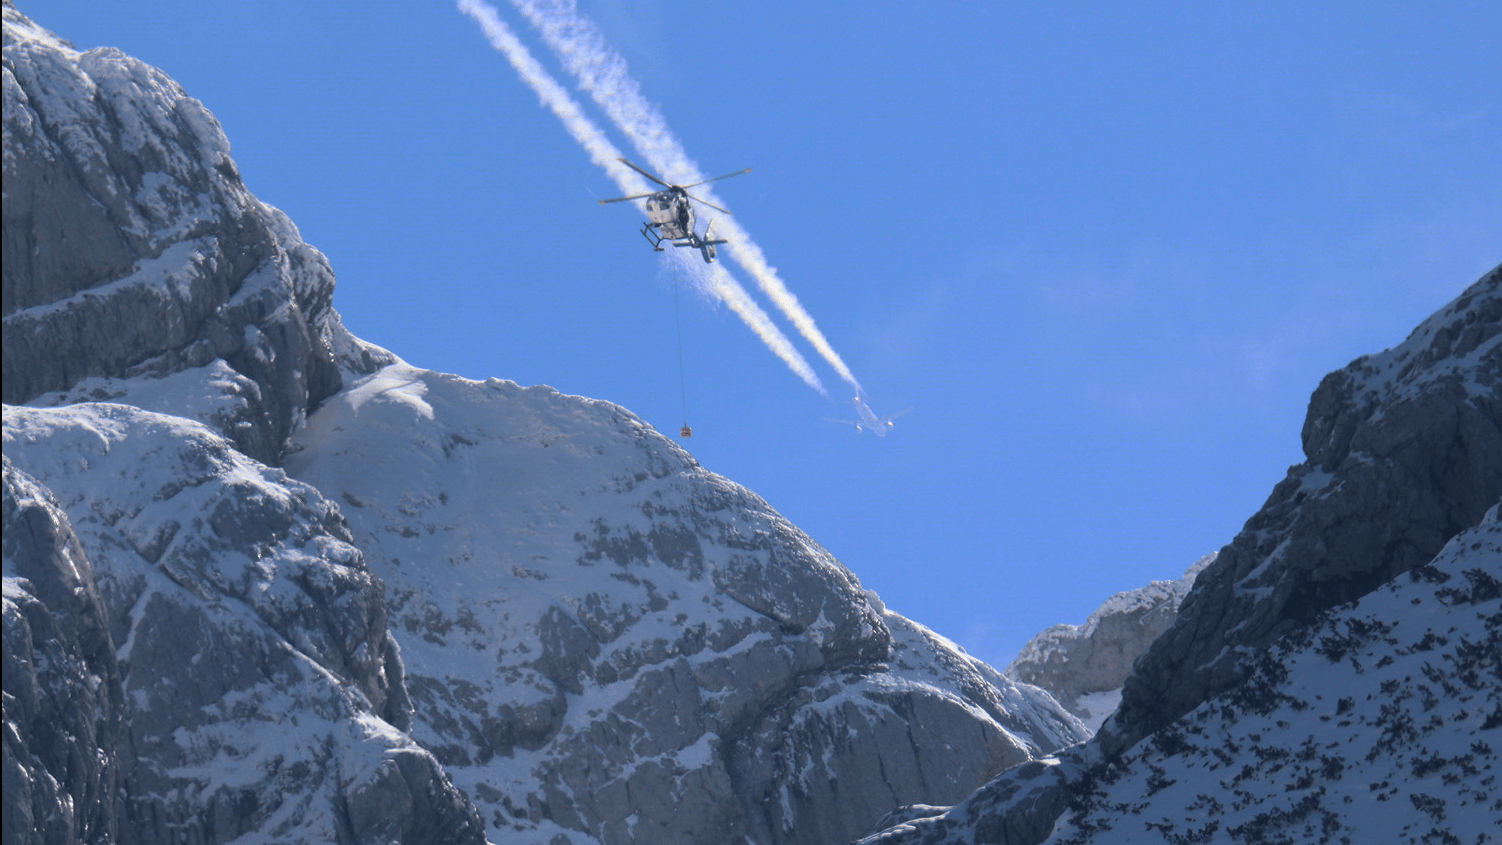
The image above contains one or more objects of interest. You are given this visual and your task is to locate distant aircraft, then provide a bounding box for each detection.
[599,158,750,263]
[825,395,912,436]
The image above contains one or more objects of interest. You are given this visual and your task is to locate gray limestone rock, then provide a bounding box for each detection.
[3,405,486,845]
[1102,265,1501,758]
[2,458,125,845]
[2,5,365,465]
[1005,555,1212,729]
[286,367,1088,845]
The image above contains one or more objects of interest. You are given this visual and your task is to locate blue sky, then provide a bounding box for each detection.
[27,1,1501,669]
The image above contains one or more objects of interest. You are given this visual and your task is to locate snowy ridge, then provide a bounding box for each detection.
[1099,270,1501,757]
[284,362,1087,844]
[4,4,348,466]
[856,268,1501,845]
[1009,555,1210,669]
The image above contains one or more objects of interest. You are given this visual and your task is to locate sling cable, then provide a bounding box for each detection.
[675,277,692,438]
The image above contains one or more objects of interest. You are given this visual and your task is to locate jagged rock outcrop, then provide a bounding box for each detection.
[2,3,371,465]
[1104,266,1501,757]
[3,405,487,845]
[1005,555,1212,730]
[285,364,1087,845]
[857,266,1501,844]
[3,458,124,845]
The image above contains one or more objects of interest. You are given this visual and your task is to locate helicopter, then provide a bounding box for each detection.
[599,158,750,263]
[825,395,913,437]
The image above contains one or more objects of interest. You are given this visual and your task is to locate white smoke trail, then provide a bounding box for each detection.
[457,0,825,394]
[508,0,863,395]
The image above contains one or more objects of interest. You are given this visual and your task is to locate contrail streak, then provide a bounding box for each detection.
[508,0,863,395]
[457,0,825,394]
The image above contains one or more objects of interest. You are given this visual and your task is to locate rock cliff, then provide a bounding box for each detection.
[2,2,382,466]
[1005,555,1212,731]
[3,406,488,845]
[3,458,124,845]
[1104,268,1500,758]
[861,505,1501,845]
[855,266,1501,844]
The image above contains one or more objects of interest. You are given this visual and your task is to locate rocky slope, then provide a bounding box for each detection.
[4,407,487,845]
[1,7,1087,844]
[1005,555,1212,731]
[862,505,1501,845]
[278,362,1084,845]
[857,268,1501,844]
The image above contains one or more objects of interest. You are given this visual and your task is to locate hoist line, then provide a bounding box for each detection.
[674,276,689,429]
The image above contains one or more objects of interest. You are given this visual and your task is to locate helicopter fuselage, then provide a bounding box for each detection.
[640,190,726,263]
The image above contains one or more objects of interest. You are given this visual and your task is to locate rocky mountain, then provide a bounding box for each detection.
[856,268,1501,844]
[1,6,1087,844]
[4,407,488,845]
[1,2,381,467]
[1005,555,1212,732]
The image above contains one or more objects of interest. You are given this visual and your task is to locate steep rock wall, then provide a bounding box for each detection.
[2,459,125,845]
[1103,266,1500,757]
[856,266,1502,845]
[2,5,363,465]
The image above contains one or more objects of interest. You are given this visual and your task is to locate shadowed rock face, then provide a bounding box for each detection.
[2,457,125,845]
[3,4,345,465]
[854,267,1501,845]
[1101,266,1500,758]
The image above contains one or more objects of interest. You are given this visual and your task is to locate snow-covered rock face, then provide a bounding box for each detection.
[1040,508,1501,845]
[3,457,124,845]
[2,406,487,845]
[858,508,1502,845]
[2,4,365,465]
[285,364,1087,845]
[1106,267,1501,759]
[857,268,1501,845]
[1006,555,1212,731]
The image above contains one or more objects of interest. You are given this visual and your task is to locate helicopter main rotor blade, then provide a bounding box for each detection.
[684,193,730,214]
[615,158,672,189]
[598,192,658,205]
[680,168,752,190]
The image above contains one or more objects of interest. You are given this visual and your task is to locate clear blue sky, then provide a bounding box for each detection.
[26,1,1501,670]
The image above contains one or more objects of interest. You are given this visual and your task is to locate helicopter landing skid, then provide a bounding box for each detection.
[640,225,665,252]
